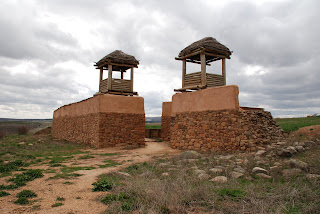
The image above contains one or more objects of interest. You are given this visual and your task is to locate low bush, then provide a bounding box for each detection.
[0,160,27,173]
[0,191,10,197]
[17,126,28,135]
[15,197,30,205]
[92,179,114,192]
[17,190,37,198]
[9,169,43,187]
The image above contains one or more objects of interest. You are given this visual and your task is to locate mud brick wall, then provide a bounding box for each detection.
[52,112,145,148]
[170,109,284,152]
[161,116,172,141]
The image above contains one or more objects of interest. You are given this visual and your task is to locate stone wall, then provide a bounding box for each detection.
[161,102,172,141]
[52,112,145,148]
[170,109,284,152]
[161,116,172,141]
[52,93,145,148]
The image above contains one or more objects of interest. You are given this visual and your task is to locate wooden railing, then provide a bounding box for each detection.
[184,72,224,88]
[99,78,131,92]
[184,72,202,87]
[206,73,224,87]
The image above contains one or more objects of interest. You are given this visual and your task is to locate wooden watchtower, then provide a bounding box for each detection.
[95,50,139,95]
[174,37,232,92]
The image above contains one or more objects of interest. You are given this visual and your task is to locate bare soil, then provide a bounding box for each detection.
[0,139,180,214]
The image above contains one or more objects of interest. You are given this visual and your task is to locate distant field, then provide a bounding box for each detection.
[145,123,161,129]
[275,116,320,132]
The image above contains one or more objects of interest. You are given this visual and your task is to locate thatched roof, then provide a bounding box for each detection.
[95,50,139,70]
[178,37,232,59]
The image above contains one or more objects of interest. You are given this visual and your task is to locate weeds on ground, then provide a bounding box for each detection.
[99,153,119,157]
[56,196,65,201]
[98,160,121,168]
[51,202,64,207]
[98,152,320,214]
[0,190,10,197]
[0,169,44,190]
[14,190,37,205]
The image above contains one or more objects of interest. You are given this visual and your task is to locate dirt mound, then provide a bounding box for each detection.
[290,125,320,141]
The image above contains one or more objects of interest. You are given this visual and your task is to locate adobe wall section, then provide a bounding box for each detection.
[52,94,145,148]
[161,102,172,141]
[170,109,284,152]
[171,85,239,115]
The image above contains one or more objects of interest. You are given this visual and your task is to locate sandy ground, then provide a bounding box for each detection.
[0,139,180,214]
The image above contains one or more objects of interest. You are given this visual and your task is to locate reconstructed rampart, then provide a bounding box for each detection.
[162,85,284,152]
[52,94,145,148]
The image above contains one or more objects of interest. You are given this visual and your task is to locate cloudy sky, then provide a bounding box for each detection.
[0,0,319,119]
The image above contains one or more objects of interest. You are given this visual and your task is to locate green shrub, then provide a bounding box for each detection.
[101,192,130,204]
[17,190,37,198]
[0,191,10,197]
[219,188,245,201]
[0,160,27,173]
[92,179,114,192]
[51,202,64,207]
[17,126,28,135]
[56,196,65,201]
[9,169,43,187]
[15,197,30,205]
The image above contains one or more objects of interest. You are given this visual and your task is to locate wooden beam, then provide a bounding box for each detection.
[130,67,134,92]
[96,61,138,69]
[99,68,103,92]
[200,52,206,86]
[182,59,186,88]
[121,70,124,79]
[203,50,230,59]
[175,49,203,60]
[222,58,226,85]
[108,64,112,90]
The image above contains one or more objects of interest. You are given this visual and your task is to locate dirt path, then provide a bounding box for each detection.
[0,139,180,214]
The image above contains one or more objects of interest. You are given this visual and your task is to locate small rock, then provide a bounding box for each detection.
[286,146,297,154]
[305,141,316,146]
[230,171,243,179]
[187,159,197,163]
[28,143,33,146]
[277,149,293,157]
[273,162,281,166]
[277,142,288,146]
[194,169,206,175]
[18,142,26,145]
[198,173,210,180]
[305,174,320,180]
[256,173,272,179]
[282,168,302,177]
[293,142,305,147]
[161,172,169,176]
[269,166,278,171]
[190,166,198,170]
[180,150,201,159]
[266,145,275,151]
[209,168,223,174]
[295,146,305,152]
[234,167,245,173]
[289,159,308,169]
[210,176,228,183]
[255,150,266,156]
[218,155,233,160]
[252,167,268,174]
[257,146,265,150]
[158,163,169,167]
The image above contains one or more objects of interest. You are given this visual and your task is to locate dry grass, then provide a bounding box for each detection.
[98,147,320,214]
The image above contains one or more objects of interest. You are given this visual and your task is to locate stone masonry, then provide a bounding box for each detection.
[52,94,145,148]
[170,109,284,152]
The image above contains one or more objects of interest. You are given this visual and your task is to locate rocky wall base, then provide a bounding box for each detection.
[170,109,284,152]
[161,116,172,141]
[52,112,145,148]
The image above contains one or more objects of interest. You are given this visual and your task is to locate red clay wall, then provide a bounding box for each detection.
[52,94,145,148]
[170,109,284,152]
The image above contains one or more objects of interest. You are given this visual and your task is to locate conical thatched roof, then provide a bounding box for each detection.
[178,37,232,58]
[95,50,139,68]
